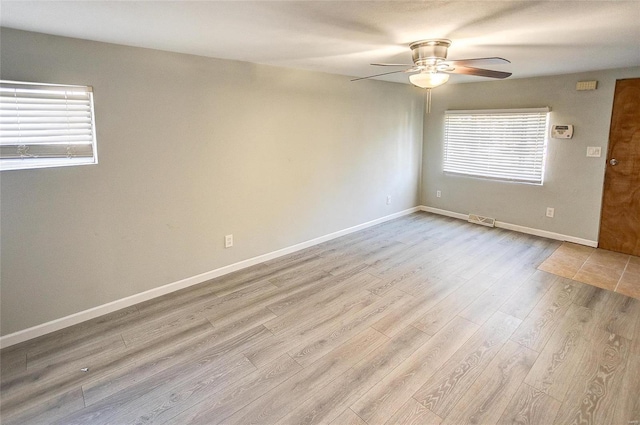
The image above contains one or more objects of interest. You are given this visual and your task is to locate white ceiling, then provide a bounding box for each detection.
[1,1,639,85]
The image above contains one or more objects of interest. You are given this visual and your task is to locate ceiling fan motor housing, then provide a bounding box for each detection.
[410,39,451,66]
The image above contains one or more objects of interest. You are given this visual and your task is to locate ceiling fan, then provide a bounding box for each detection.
[351,39,512,112]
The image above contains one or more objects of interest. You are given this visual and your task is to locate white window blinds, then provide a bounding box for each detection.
[0,80,97,171]
[443,108,549,184]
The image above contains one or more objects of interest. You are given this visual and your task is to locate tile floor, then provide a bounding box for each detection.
[538,242,640,299]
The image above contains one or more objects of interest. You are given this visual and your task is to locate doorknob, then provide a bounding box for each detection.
[609,158,618,166]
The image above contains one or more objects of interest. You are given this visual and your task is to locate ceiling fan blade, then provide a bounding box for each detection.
[445,65,512,79]
[350,68,417,82]
[446,57,511,66]
[370,63,414,67]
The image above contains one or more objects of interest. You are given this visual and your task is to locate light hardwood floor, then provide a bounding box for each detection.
[1,212,639,425]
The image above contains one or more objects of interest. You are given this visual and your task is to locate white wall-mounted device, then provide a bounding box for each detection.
[551,125,574,139]
[576,81,598,91]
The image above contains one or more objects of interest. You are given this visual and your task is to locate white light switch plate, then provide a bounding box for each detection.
[586,147,601,157]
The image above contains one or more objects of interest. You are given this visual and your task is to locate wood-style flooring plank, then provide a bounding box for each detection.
[573,282,640,340]
[275,259,341,291]
[81,323,272,407]
[117,280,278,349]
[0,321,215,415]
[633,305,640,355]
[121,314,211,349]
[1,387,85,425]
[163,354,302,425]
[364,240,413,269]
[3,306,139,364]
[499,270,558,320]
[597,290,640,340]
[367,263,429,297]
[244,290,383,369]
[412,311,522,418]
[411,273,494,336]
[265,268,379,320]
[329,409,367,425]
[368,219,471,279]
[509,278,578,352]
[265,257,331,287]
[207,307,277,337]
[288,290,413,367]
[25,333,128,374]
[552,331,630,425]
[384,398,442,425]
[523,304,601,401]
[451,229,520,280]
[440,340,538,425]
[609,353,640,425]
[352,316,478,425]
[0,348,26,382]
[388,225,491,283]
[496,383,561,425]
[224,327,389,425]
[56,354,255,425]
[276,326,431,425]
[262,244,323,267]
[458,239,555,325]
[371,276,467,338]
[133,264,266,316]
[266,289,379,337]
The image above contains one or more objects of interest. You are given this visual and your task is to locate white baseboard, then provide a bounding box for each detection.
[420,206,598,247]
[0,207,420,349]
[420,206,468,221]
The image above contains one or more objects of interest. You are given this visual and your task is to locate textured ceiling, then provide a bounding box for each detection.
[1,1,639,85]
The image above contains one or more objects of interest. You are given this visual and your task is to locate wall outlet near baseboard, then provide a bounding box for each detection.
[386,195,391,205]
[436,190,441,198]
[225,234,233,248]
[546,207,555,218]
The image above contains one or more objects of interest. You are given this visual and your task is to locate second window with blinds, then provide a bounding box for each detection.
[0,80,97,171]
[443,108,550,185]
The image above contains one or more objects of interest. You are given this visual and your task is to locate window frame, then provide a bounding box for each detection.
[443,107,550,185]
[0,80,98,172]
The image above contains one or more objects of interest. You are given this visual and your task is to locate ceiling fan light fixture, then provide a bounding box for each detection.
[409,72,450,89]
[410,39,451,65]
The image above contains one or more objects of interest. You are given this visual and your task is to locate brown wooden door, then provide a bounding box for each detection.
[599,78,640,256]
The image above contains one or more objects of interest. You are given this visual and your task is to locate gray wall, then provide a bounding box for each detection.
[0,28,424,335]
[421,67,640,241]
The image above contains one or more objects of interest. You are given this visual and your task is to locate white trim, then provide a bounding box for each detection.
[0,207,420,349]
[493,221,598,247]
[420,206,598,247]
[445,107,550,114]
[420,206,468,220]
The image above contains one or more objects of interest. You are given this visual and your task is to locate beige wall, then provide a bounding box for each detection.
[0,29,424,335]
[421,67,640,242]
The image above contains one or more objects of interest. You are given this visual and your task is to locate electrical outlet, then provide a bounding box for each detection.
[586,146,602,157]
[436,190,441,198]
[225,234,233,248]
[386,195,391,205]
[546,207,555,218]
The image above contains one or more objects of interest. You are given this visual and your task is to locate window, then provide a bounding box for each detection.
[0,80,97,171]
[443,108,550,184]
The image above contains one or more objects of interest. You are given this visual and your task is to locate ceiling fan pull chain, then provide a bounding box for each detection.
[426,88,432,114]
